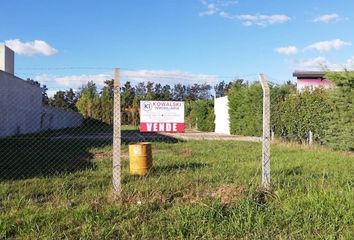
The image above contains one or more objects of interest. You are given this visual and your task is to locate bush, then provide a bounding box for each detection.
[226,73,353,151]
[227,80,330,143]
[228,82,263,136]
[275,89,331,143]
[324,71,354,151]
[188,100,215,132]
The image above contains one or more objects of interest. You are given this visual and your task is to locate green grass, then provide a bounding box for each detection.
[1,140,353,239]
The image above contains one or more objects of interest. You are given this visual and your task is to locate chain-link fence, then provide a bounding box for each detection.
[1,67,234,186]
[0,65,280,238]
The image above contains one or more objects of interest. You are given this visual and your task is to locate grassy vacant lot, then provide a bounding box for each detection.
[0,138,353,239]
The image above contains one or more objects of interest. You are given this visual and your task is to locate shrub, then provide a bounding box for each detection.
[228,82,263,136]
[275,89,331,143]
[226,74,353,151]
[188,100,215,132]
[324,71,354,151]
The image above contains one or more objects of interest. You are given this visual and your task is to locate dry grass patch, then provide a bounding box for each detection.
[208,184,247,205]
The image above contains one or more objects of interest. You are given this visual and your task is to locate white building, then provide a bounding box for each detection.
[214,96,230,135]
[0,44,14,75]
[0,44,83,138]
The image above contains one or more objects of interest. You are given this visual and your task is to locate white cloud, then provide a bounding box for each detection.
[46,90,60,98]
[237,14,290,26]
[199,1,289,27]
[346,56,354,68]
[121,69,219,85]
[275,46,298,55]
[199,3,218,16]
[34,70,219,90]
[293,56,354,71]
[219,12,290,26]
[4,39,58,56]
[199,0,218,16]
[294,57,329,70]
[314,14,340,23]
[219,11,236,20]
[305,39,351,53]
[199,0,238,16]
[34,73,112,89]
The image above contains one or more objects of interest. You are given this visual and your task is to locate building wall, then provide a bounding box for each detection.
[0,70,43,137]
[297,78,332,92]
[42,106,83,130]
[0,70,83,138]
[0,45,15,75]
[214,96,230,135]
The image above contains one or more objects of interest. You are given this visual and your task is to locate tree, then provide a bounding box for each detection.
[154,83,163,100]
[186,83,212,101]
[100,87,113,124]
[214,81,231,98]
[64,88,78,111]
[172,83,186,101]
[50,91,67,109]
[121,81,135,109]
[135,82,146,97]
[76,81,99,119]
[145,81,155,100]
[50,88,78,111]
[161,84,172,100]
[92,94,102,120]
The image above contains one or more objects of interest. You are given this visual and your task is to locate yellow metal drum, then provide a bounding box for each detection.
[129,142,152,175]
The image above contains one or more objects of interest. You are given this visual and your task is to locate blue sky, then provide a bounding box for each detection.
[1,0,354,94]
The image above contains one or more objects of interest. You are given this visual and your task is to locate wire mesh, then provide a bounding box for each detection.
[1,68,240,181]
[0,68,265,194]
[1,67,275,239]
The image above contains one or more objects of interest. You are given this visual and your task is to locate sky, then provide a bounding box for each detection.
[1,0,354,95]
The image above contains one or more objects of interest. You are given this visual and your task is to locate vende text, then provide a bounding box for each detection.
[140,123,184,132]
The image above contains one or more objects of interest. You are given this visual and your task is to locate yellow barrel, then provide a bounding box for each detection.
[129,142,152,176]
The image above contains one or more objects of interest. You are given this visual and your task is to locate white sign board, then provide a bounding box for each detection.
[140,101,185,132]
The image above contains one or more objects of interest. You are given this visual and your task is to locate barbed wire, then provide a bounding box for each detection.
[13,66,293,90]
[15,68,262,85]
[15,66,293,85]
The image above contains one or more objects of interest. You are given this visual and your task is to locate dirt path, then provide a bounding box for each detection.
[50,130,261,143]
[162,131,261,142]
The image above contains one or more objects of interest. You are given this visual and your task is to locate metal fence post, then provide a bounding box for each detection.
[259,73,271,189]
[113,67,121,199]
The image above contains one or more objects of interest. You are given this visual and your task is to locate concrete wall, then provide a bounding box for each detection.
[0,45,15,75]
[0,70,83,138]
[0,70,43,137]
[42,106,83,130]
[214,96,230,135]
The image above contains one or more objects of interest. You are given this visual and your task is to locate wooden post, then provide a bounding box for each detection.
[259,74,271,189]
[112,67,121,199]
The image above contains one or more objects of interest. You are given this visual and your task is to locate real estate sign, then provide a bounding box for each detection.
[140,101,185,132]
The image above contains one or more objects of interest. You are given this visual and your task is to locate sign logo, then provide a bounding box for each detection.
[142,102,152,111]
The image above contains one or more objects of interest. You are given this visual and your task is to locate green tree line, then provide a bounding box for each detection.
[227,72,353,151]
[46,80,215,126]
[42,72,353,151]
